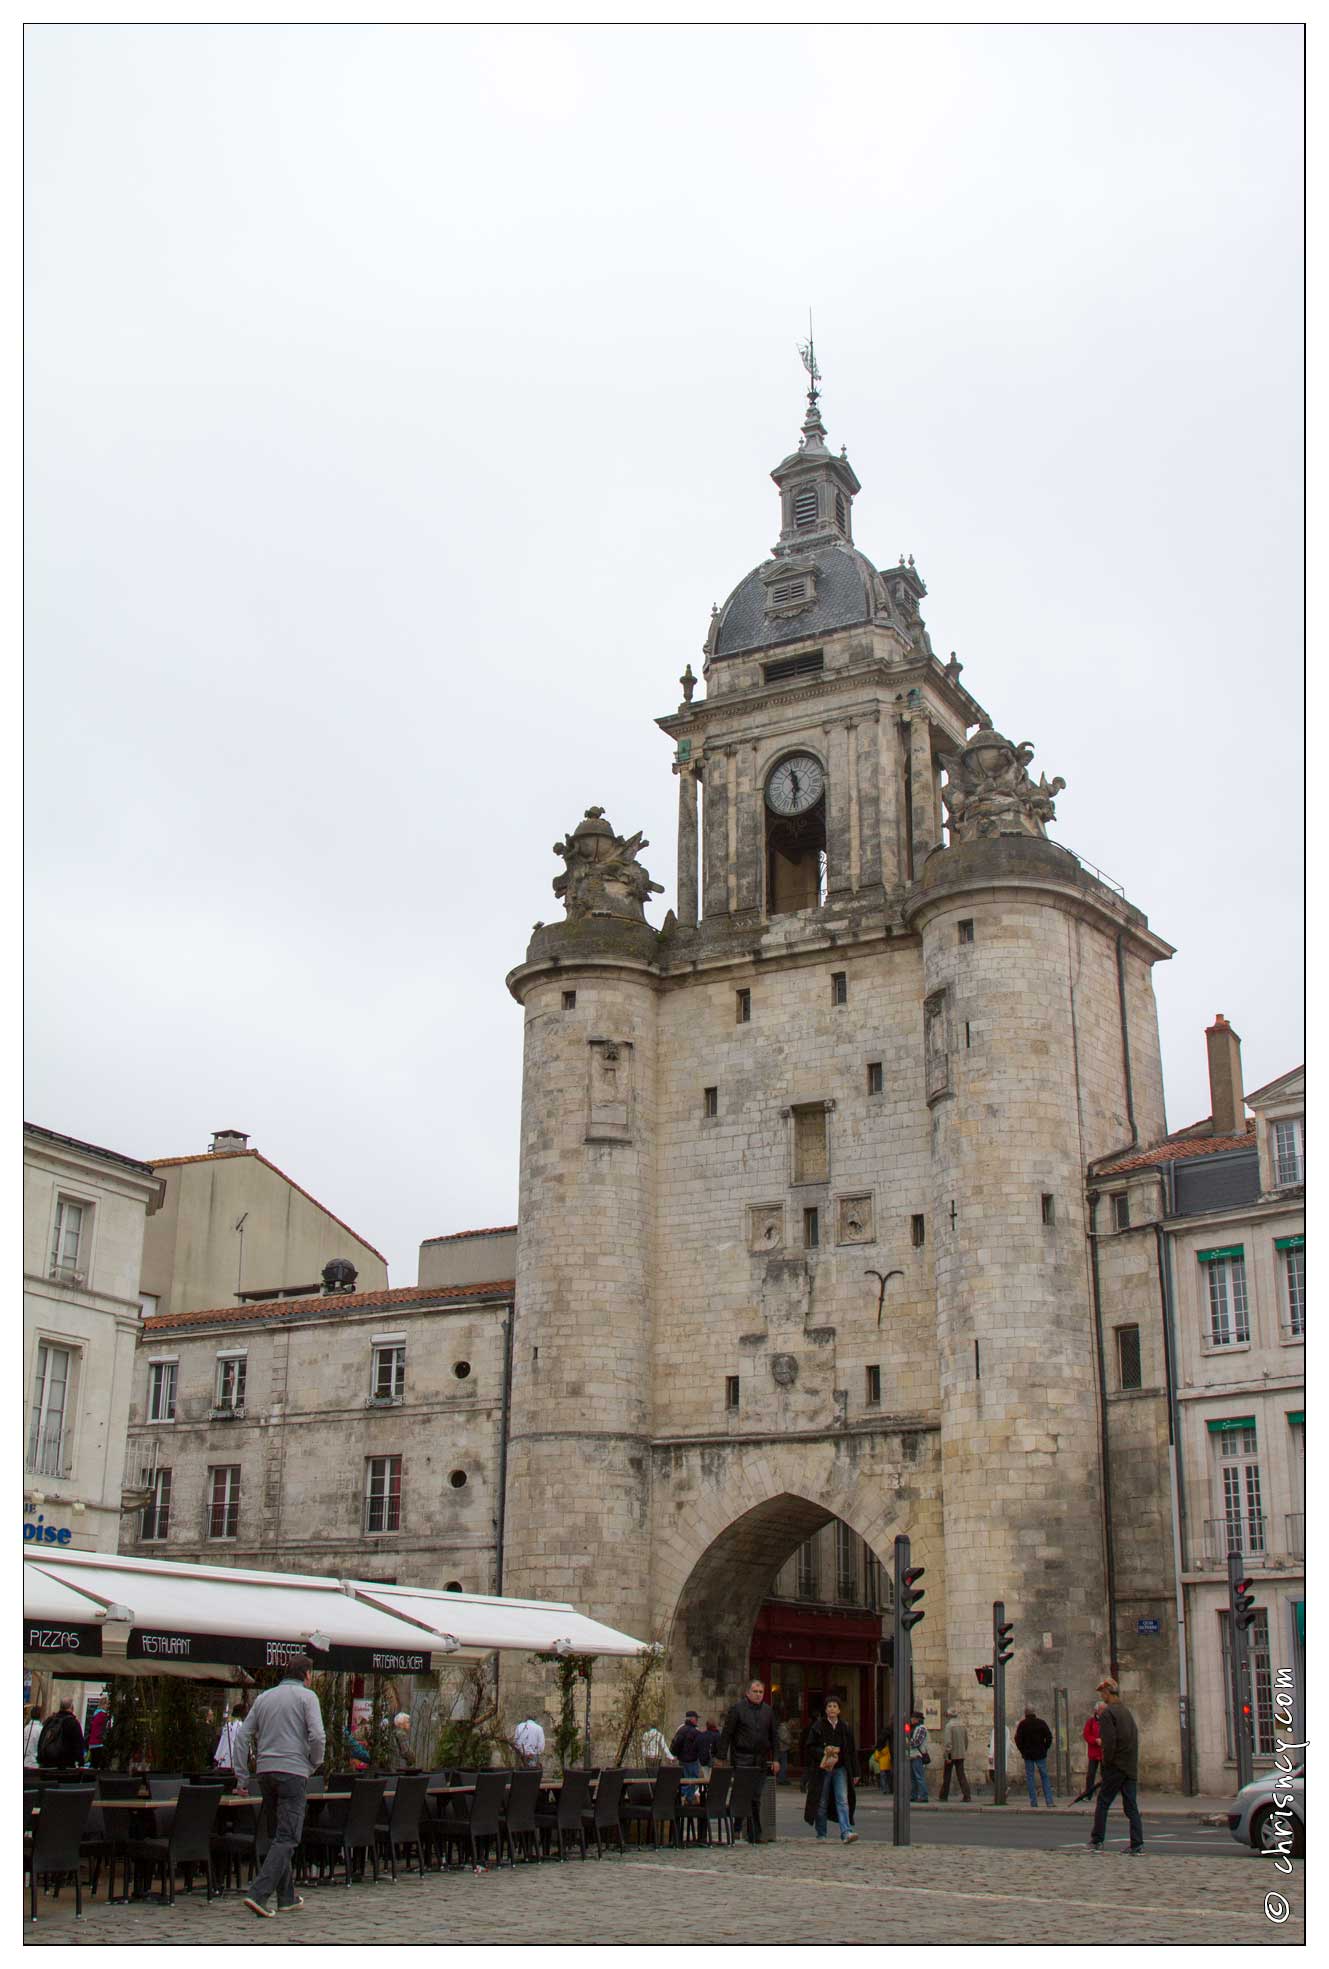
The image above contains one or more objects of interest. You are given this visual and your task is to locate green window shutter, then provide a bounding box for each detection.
[1197,1245,1245,1263]
[1274,1235,1305,1252]
[1286,1410,1304,1428]
[1206,1415,1257,1434]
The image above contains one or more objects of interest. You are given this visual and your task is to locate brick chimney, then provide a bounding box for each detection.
[1205,1015,1245,1137]
[209,1129,250,1155]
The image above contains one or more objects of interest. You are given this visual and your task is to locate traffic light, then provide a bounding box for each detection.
[995,1619,1014,1665]
[1233,1579,1258,1632]
[901,1566,926,1630]
[974,1665,993,1687]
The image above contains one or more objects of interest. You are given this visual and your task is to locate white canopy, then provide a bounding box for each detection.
[350,1580,651,1659]
[25,1549,650,1683]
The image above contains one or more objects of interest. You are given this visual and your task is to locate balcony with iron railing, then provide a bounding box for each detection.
[1189,1517,1268,1570]
[25,1423,68,1479]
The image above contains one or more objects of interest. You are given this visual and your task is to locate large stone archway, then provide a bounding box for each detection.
[648,1429,946,1719]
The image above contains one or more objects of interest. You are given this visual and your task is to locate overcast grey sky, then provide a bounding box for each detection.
[25,24,1303,1283]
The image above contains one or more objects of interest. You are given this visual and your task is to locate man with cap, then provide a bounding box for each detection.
[233,1654,326,1917]
[670,1709,706,1801]
[1087,1676,1143,1856]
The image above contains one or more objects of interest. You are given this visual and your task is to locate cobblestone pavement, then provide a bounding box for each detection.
[23,1839,1304,1947]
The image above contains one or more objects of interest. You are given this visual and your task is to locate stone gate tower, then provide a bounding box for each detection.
[504,368,1173,1749]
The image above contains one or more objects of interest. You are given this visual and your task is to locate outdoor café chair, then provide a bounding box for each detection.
[723,1767,763,1845]
[695,1765,733,1845]
[116,1782,223,1906]
[455,1770,509,1869]
[533,1768,592,1861]
[582,1767,627,1858]
[502,1769,544,1863]
[94,1774,144,1800]
[375,1771,430,1882]
[210,1800,262,1895]
[300,1775,387,1886]
[25,1784,94,1921]
[621,1766,682,1849]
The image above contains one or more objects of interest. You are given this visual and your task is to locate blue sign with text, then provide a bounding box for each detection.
[1136,1618,1161,1635]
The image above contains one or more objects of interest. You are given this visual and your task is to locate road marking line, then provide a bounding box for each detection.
[628,1862,1281,1924]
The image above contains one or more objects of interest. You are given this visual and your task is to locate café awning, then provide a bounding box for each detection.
[24,1549,651,1682]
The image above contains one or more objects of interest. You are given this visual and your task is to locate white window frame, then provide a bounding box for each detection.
[214,1353,247,1410]
[370,1343,406,1403]
[147,1358,178,1423]
[1215,1424,1265,1555]
[141,1467,171,1541]
[27,1340,78,1477]
[49,1194,92,1281]
[207,1465,241,1540]
[1280,1245,1304,1340]
[1270,1117,1304,1187]
[1203,1253,1250,1348]
[364,1454,402,1534]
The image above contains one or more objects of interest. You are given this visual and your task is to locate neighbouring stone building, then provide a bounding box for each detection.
[24,1123,163,1558]
[140,1129,389,1319]
[120,1238,514,1596]
[24,1123,163,1716]
[1091,1019,1304,1792]
[501,370,1189,1778]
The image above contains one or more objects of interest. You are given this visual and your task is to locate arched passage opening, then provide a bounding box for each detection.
[667,1493,895,1778]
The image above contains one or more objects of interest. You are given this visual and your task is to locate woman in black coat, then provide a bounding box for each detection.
[801,1698,859,1842]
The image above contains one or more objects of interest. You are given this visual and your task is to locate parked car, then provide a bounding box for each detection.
[1228,1765,1304,1856]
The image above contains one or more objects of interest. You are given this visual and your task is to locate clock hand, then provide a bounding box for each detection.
[790,771,800,799]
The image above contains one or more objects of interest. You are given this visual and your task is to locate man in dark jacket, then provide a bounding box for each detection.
[1088,1677,1143,1854]
[801,1698,859,1842]
[1014,1705,1055,1807]
[715,1678,779,1842]
[37,1699,85,1768]
[670,1710,705,1800]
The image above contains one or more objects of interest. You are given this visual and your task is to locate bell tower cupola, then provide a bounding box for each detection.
[770,339,861,552]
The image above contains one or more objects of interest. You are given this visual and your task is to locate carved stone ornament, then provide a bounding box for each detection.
[770,1353,799,1388]
[748,1204,785,1252]
[938,725,1066,843]
[552,807,666,922]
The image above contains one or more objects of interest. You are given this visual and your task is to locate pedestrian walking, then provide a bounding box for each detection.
[642,1724,672,1764]
[23,1707,44,1765]
[233,1653,326,1917]
[871,1727,892,1795]
[213,1704,248,1772]
[775,1713,791,1785]
[1014,1705,1055,1807]
[715,1677,780,1842]
[390,1712,416,1768]
[908,1712,930,1802]
[939,1709,972,1801]
[86,1702,110,1770]
[671,1710,705,1800]
[513,1713,546,1769]
[698,1717,721,1769]
[1073,1704,1104,1802]
[801,1697,859,1843]
[1087,1677,1143,1855]
[37,1698,85,1769]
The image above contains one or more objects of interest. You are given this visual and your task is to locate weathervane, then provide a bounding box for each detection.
[797,310,820,405]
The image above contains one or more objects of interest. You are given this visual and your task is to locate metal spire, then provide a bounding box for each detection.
[796,312,828,448]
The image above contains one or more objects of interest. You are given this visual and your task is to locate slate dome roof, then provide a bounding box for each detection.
[712,540,882,660]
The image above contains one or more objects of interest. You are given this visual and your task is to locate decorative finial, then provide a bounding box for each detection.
[908,554,915,568]
[899,552,906,566]
[679,663,697,703]
[797,310,820,405]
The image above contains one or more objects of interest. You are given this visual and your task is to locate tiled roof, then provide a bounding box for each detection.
[141,1279,516,1334]
[421,1225,518,1245]
[147,1149,387,1264]
[1096,1126,1255,1175]
[24,1122,158,1180]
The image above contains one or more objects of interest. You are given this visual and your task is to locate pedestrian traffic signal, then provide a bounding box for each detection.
[901,1566,926,1630]
[995,1620,1015,1665]
[974,1665,993,1687]
[1232,1579,1258,1632]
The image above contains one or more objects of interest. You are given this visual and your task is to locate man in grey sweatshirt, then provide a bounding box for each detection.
[233,1656,326,1916]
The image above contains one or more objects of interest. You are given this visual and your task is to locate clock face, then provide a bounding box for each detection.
[766,754,825,816]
